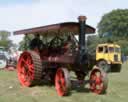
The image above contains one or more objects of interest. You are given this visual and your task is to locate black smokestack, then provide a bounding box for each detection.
[78,16,87,56]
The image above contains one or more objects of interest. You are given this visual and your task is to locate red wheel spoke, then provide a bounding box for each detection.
[95,77,101,84]
[95,72,102,84]
[28,71,34,80]
[20,66,27,76]
[20,59,26,64]
[21,67,25,74]
[27,64,34,73]
[91,75,96,81]
[28,69,34,74]
[26,73,31,81]
[26,56,32,65]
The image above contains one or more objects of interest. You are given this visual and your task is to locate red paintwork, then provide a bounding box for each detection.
[42,55,75,64]
[39,47,77,64]
[90,69,104,94]
[55,68,66,96]
[17,52,34,86]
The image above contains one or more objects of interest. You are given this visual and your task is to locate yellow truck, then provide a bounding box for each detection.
[96,43,122,72]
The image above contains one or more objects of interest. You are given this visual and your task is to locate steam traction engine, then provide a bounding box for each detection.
[14,16,108,96]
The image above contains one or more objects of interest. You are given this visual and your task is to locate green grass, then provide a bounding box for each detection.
[0,61,128,102]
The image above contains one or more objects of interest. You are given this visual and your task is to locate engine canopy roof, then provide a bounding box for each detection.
[14,22,95,36]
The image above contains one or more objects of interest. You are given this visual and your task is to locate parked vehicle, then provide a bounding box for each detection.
[0,47,8,69]
[0,46,20,70]
[96,43,122,72]
[14,16,108,96]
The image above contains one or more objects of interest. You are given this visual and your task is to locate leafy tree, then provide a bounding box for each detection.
[18,34,33,51]
[97,9,128,38]
[0,30,10,40]
[87,35,100,58]
[0,30,13,49]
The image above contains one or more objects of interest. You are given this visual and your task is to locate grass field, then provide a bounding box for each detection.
[0,61,128,102]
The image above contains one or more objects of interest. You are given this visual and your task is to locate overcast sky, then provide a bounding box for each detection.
[0,0,128,44]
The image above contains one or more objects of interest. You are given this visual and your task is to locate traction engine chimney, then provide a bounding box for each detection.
[78,16,87,63]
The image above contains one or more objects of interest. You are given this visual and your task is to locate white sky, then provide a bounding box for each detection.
[0,0,128,44]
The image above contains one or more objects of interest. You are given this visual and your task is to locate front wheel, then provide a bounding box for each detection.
[55,68,71,96]
[89,67,108,94]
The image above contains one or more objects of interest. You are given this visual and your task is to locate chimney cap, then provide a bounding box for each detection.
[78,16,87,21]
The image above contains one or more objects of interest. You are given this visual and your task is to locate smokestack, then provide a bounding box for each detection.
[78,16,87,54]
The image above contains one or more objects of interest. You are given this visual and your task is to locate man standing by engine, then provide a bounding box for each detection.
[29,34,43,52]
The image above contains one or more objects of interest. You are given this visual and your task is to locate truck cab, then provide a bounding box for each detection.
[96,43,122,72]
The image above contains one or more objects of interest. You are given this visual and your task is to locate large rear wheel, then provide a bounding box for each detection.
[89,67,108,94]
[17,51,42,87]
[55,68,71,96]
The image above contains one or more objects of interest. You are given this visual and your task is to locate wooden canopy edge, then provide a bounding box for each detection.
[13,22,95,35]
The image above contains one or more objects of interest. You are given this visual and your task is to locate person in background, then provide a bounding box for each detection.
[29,34,43,52]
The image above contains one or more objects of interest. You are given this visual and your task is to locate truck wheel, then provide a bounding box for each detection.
[97,60,110,73]
[89,67,108,94]
[17,51,42,87]
[55,68,71,96]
